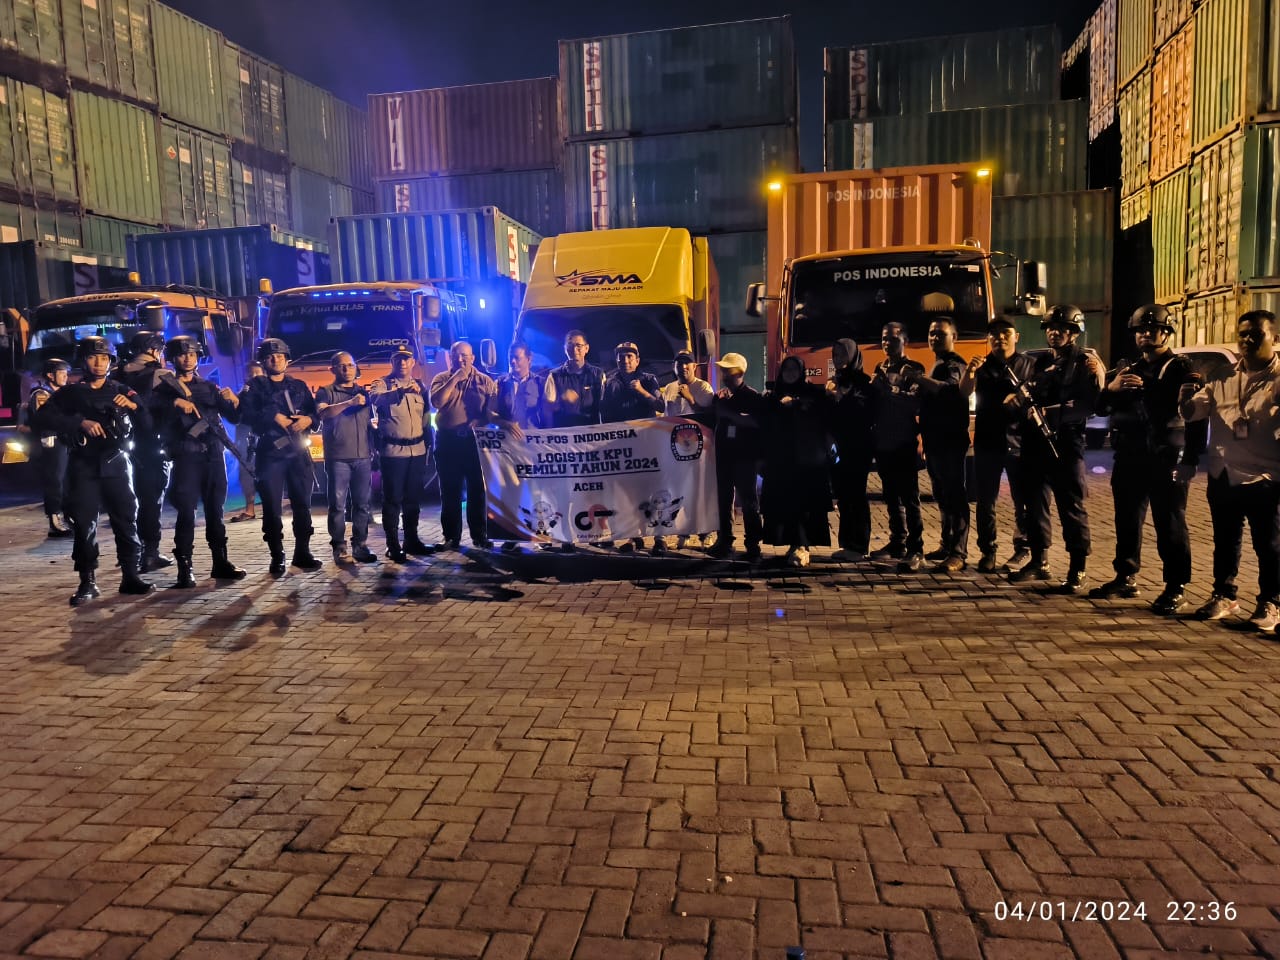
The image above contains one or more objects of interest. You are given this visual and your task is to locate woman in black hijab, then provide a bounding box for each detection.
[761,355,832,567]
[828,339,874,561]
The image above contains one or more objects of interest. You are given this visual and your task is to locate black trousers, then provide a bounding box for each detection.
[169,443,228,559]
[830,457,871,553]
[1206,472,1280,603]
[1023,433,1090,560]
[435,432,488,542]
[973,447,1031,558]
[130,447,171,551]
[877,445,923,554]
[1110,452,1191,586]
[380,452,427,546]
[32,440,67,516]
[716,451,762,548]
[924,438,970,558]
[67,449,141,573]
[255,447,315,551]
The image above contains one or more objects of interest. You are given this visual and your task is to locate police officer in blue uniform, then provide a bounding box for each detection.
[118,331,173,572]
[21,357,73,537]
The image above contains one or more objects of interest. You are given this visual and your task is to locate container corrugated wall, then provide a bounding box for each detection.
[1120,186,1150,228]
[0,201,81,245]
[1193,0,1280,151]
[1153,0,1193,47]
[564,125,798,233]
[1186,131,1244,293]
[152,1,226,136]
[231,160,289,228]
[283,73,335,178]
[71,89,162,224]
[1,0,63,65]
[289,166,331,239]
[991,190,1114,309]
[1119,71,1151,195]
[824,25,1059,122]
[1151,167,1188,300]
[343,100,370,191]
[158,118,233,229]
[61,0,156,104]
[377,169,565,240]
[223,42,287,155]
[1150,19,1194,180]
[1242,123,1280,283]
[81,214,159,257]
[1088,0,1119,138]
[706,231,765,333]
[562,18,795,139]
[1182,288,1239,346]
[128,225,330,297]
[0,79,77,202]
[1118,0,1154,85]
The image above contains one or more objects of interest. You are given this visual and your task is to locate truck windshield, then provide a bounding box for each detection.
[517,305,688,375]
[789,255,990,348]
[24,305,207,373]
[267,299,416,363]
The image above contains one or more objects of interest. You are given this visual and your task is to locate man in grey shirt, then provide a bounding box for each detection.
[315,352,377,564]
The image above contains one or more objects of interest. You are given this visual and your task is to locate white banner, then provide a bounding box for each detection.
[477,418,717,543]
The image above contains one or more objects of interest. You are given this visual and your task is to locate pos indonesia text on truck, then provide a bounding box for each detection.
[513,226,718,386]
[746,164,1046,383]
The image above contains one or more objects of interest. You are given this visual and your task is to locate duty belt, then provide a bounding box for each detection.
[382,434,426,447]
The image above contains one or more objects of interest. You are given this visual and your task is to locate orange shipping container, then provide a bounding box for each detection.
[1153,0,1193,48]
[1150,20,1195,181]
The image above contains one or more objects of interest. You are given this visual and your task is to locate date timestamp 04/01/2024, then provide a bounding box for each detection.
[993,901,1238,923]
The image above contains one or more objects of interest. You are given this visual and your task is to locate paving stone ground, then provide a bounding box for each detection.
[1,454,1279,959]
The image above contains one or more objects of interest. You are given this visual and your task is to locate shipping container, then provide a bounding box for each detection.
[342,99,371,191]
[564,124,798,234]
[1180,287,1280,346]
[992,190,1114,310]
[222,41,286,155]
[378,168,564,239]
[127,224,330,298]
[1149,19,1194,181]
[1120,185,1150,228]
[1186,130,1244,293]
[1089,0,1119,139]
[719,331,766,391]
[1,0,62,65]
[825,25,1059,123]
[369,78,561,180]
[1118,71,1151,195]
[62,0,156,104]
[1193,0,1280,151]
[1118,0,1153,85]
[1151,166,1188,299]
[158,118,233,229]
[71,89,162,224]
[707,231,765,333]
[81,213,159,257]
[152,1,226,136]
[825,100,1087,197]
[283,73,336,179]
[562,19,795,140]
[289,165,368,239]
[0,240,129,313]
[230,159,289,229]
[1154,0,1193,47]
[0,79,76,202]
[1242,122,1280,283]
[0,201,81,246]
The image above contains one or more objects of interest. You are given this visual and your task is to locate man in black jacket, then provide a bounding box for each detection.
[118,331,172,572]
[707,352,764,562]
[870,323,927,573]
[913,316,971,572]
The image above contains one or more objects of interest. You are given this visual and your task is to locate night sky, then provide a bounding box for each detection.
[166,0,1100,171]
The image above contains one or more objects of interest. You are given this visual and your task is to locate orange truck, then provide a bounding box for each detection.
[746,163,1046,384]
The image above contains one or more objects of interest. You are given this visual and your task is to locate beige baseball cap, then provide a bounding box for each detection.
[715,352,748,372]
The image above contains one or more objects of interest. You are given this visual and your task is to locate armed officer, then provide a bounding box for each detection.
[155,336,248,588]
[239,338,322,577]
[20,357,73,538]
[118,331,173,572]
[34,337,155,605]
[1007,305,1102,592]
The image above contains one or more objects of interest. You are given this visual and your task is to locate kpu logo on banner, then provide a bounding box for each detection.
[670,423,705,462]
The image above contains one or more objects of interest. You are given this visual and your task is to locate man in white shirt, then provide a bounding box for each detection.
[660,351,714,419]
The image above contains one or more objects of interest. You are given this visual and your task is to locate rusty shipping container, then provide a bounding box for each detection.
[2,0,62,65]
[369,78,561,180]
[1118,0,1153,85]
[1186,131,1244,294]
[1120,185,1150,229]
[71,89,162,224]
[222,41,286,155]
[377,169,564,240]
[62,0,156,103]
[1118,71,1151,195]
[825,25,1059,123]
[1151,167,1188,300]
[1089,0,1118,138]
[152,1,226,136]
[1154,0,1192,47]
[562,18,795,140]
[1150,19,1194,181]
[1193,0,1280,150]
[0,79,77,202]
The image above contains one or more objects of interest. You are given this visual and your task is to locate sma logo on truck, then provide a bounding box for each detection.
[555,269,643,289]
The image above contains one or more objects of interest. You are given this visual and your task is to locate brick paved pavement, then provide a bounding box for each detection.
[1,459,1279,959]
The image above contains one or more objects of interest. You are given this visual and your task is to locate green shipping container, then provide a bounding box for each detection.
[0,0,62,66]
[153,1,225,135]
[230,159,290,229]
[706,231,765,333]
[283,73,338,180]
[0,79,77,202]
[1118,71,1151,196]
[377,170,565,240]
[992,191,1114,311]
[158,118,234,229]
[1118,0,1154,85]
[1186,131,1244,294]
[81,214,159,258]
[1242,123,1280,284]
[290,165,361,240]
[62,0,157,104]
[560,18,796,140]
[1151,167,1188,300]
[222,41,286,155]
[1193,0,1280,150]
[719,331,766,391]
[72,90,162,224]
[1013,309,1111,359]
[564,125,798,234]
[825,100,1087,197]
[0,201,82,247]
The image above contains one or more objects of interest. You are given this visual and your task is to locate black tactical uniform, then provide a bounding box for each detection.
[118,331,173,571]
[1011,305,1101,592]
[919,346,971,569]
[239,338,321,576]
[1090,305,1206,613]
[155,336,247,588]
[21,358,73,537]
[34,337,155,605]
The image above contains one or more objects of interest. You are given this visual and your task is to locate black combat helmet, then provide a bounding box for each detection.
[128,331,166,358]
[256,338,291,362]
[1128,303,1175,332]
[1041,304,1086,333]
[43,357,71,376]
[75,336,116,362]
[164,335,201,360]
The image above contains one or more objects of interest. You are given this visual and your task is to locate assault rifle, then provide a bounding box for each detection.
[1004,365,1060,460]
[159,371,256,481]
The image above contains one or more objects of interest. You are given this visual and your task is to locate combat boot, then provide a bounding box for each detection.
[1008,553,1051,583]
[69,570,100,607]
[268,540,287,578]
[119,560,156,596]
[48,513,73,538]
[209,543,246,580]
[140,546,173,572]
[173,554,196,589]
[1052,555,1088,595]
[291,539,323,571]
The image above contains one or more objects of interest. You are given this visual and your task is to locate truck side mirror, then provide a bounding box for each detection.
[1015,261,1048,317]
[745,282,765,318]
[480,338,498,372]
[697,328,716,362]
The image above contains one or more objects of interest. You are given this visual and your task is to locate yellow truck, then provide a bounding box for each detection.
[513,226,719,383]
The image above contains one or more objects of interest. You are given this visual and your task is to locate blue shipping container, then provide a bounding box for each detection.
[127,225,331,299]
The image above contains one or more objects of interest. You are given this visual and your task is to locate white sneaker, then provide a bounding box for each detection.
[1249,600,1280,632]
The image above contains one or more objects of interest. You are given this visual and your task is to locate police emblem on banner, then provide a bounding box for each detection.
[670,423,704,462]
